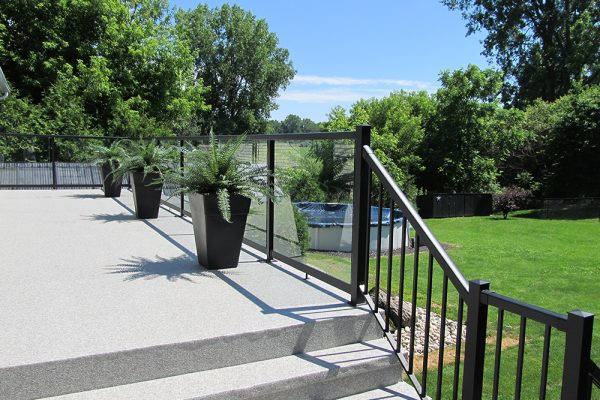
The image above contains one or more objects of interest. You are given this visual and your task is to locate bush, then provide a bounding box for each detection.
[493,186,532,219]
[282,163,325,203]
[292,205,310,255]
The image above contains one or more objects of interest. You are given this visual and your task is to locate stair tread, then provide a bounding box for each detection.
[337,382,421,399]
[43,338,399,400]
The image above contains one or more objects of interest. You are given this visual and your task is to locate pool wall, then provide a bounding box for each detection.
[308,224,406,252]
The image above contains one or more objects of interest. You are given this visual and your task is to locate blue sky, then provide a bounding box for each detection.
[171,0,491,122]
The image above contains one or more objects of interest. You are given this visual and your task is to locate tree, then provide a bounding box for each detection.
[418,65,527,193]
[443,0,600,106]
[0,0,206,139]
[278,114,319,133]
[176,4,295,134]
[543,85,600,197]
[493,186,532,219]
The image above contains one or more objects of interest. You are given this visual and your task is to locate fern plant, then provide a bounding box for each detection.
[112,139,177,183]
[167,133,273,222]
[88,141,126,169]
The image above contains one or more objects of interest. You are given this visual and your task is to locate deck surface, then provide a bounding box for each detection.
[0,189,365,368]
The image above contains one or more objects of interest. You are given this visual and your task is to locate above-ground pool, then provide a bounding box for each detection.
[295,202,410,252]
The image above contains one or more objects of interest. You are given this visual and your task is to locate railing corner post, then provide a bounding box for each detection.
[462,279,490,400]
[179,139,184,217]
[561,310,594,400]
[350,125,371,305]
[265,139,275,261]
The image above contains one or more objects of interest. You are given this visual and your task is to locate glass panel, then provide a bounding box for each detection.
[274,139,354,283]
[238,140,267,247]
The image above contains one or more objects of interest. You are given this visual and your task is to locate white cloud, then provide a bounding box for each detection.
[278,88,392,103]
[293,74,433,90]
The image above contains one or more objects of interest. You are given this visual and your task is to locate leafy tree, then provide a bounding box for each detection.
[493,186,532,219]
[310,140,354,202]
[278,114,319,133]
[0,0,206,139]
[0,0,105,103]
[419,65,527,193]
[543,85,600,197]
[176,4,295,134]
[282,158,325,203]
[443,0,600,106]
[322,92,433,199]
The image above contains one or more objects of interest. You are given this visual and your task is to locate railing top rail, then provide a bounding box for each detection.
[0,131,355,141]
[361,144,469,297]
[482,290,569,331]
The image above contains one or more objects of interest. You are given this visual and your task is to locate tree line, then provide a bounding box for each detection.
[0,0,294,137]
[1,0,598,198]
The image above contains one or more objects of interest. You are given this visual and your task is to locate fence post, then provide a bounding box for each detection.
[50,136,57,189]
[462,279,490,400]
[179,139,184,217]
[350,125,371,305]
[265,139,275,261]
[561,310,594,400]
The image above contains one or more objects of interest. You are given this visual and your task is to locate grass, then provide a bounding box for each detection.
[304,212,600,399]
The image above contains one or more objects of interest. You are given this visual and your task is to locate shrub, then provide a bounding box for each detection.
[282,161,325,203]
[493,186,532,219]
[292,205,310,255]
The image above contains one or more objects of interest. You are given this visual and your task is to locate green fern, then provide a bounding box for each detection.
[87,141,126,170]
[112,139,177,184]
[166,133,275,222]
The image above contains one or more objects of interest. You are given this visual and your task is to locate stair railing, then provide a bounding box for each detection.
[350,125,596,400]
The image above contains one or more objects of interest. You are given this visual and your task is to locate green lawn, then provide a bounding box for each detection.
[304,212,600,399]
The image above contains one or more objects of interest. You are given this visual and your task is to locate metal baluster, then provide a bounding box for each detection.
[396,216,407,353]
[492,309,504,400]
[421,253,434,396]
[50,137,57,189]
[409,234,420,374]
[374,184,383,313]
[515,317,527,400]
[539,325,551,400]
[363,169,372,295]
[384,199,394,332]
[436,274,449,400]
[452,296,465,400]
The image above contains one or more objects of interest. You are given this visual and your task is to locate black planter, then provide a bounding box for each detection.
[189,193,251,269]
[130,170,163,219]
[100,163,122,198]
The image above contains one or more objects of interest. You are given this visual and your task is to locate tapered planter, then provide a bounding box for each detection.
[130,170,163,219]
[100,163,122,198]
[189,193,251,269]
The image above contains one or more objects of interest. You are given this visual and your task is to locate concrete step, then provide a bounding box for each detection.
[2,311,380,400]
[337,381,421,399]
[42,338,402,400]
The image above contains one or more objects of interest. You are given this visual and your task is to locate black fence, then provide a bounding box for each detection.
[542,197,600,220]
[416,193,493,219]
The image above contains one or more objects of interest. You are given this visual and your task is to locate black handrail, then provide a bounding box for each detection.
[361,144,469,296]
[355,141,596,400]
[0,131,355,141]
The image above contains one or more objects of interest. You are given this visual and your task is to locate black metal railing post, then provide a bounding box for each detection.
[265,139,275,261]
[50,136,57,189]
[350,125,371,305]
[561,310,594,399]
[179,139,184,217]
[462,279,490,400]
